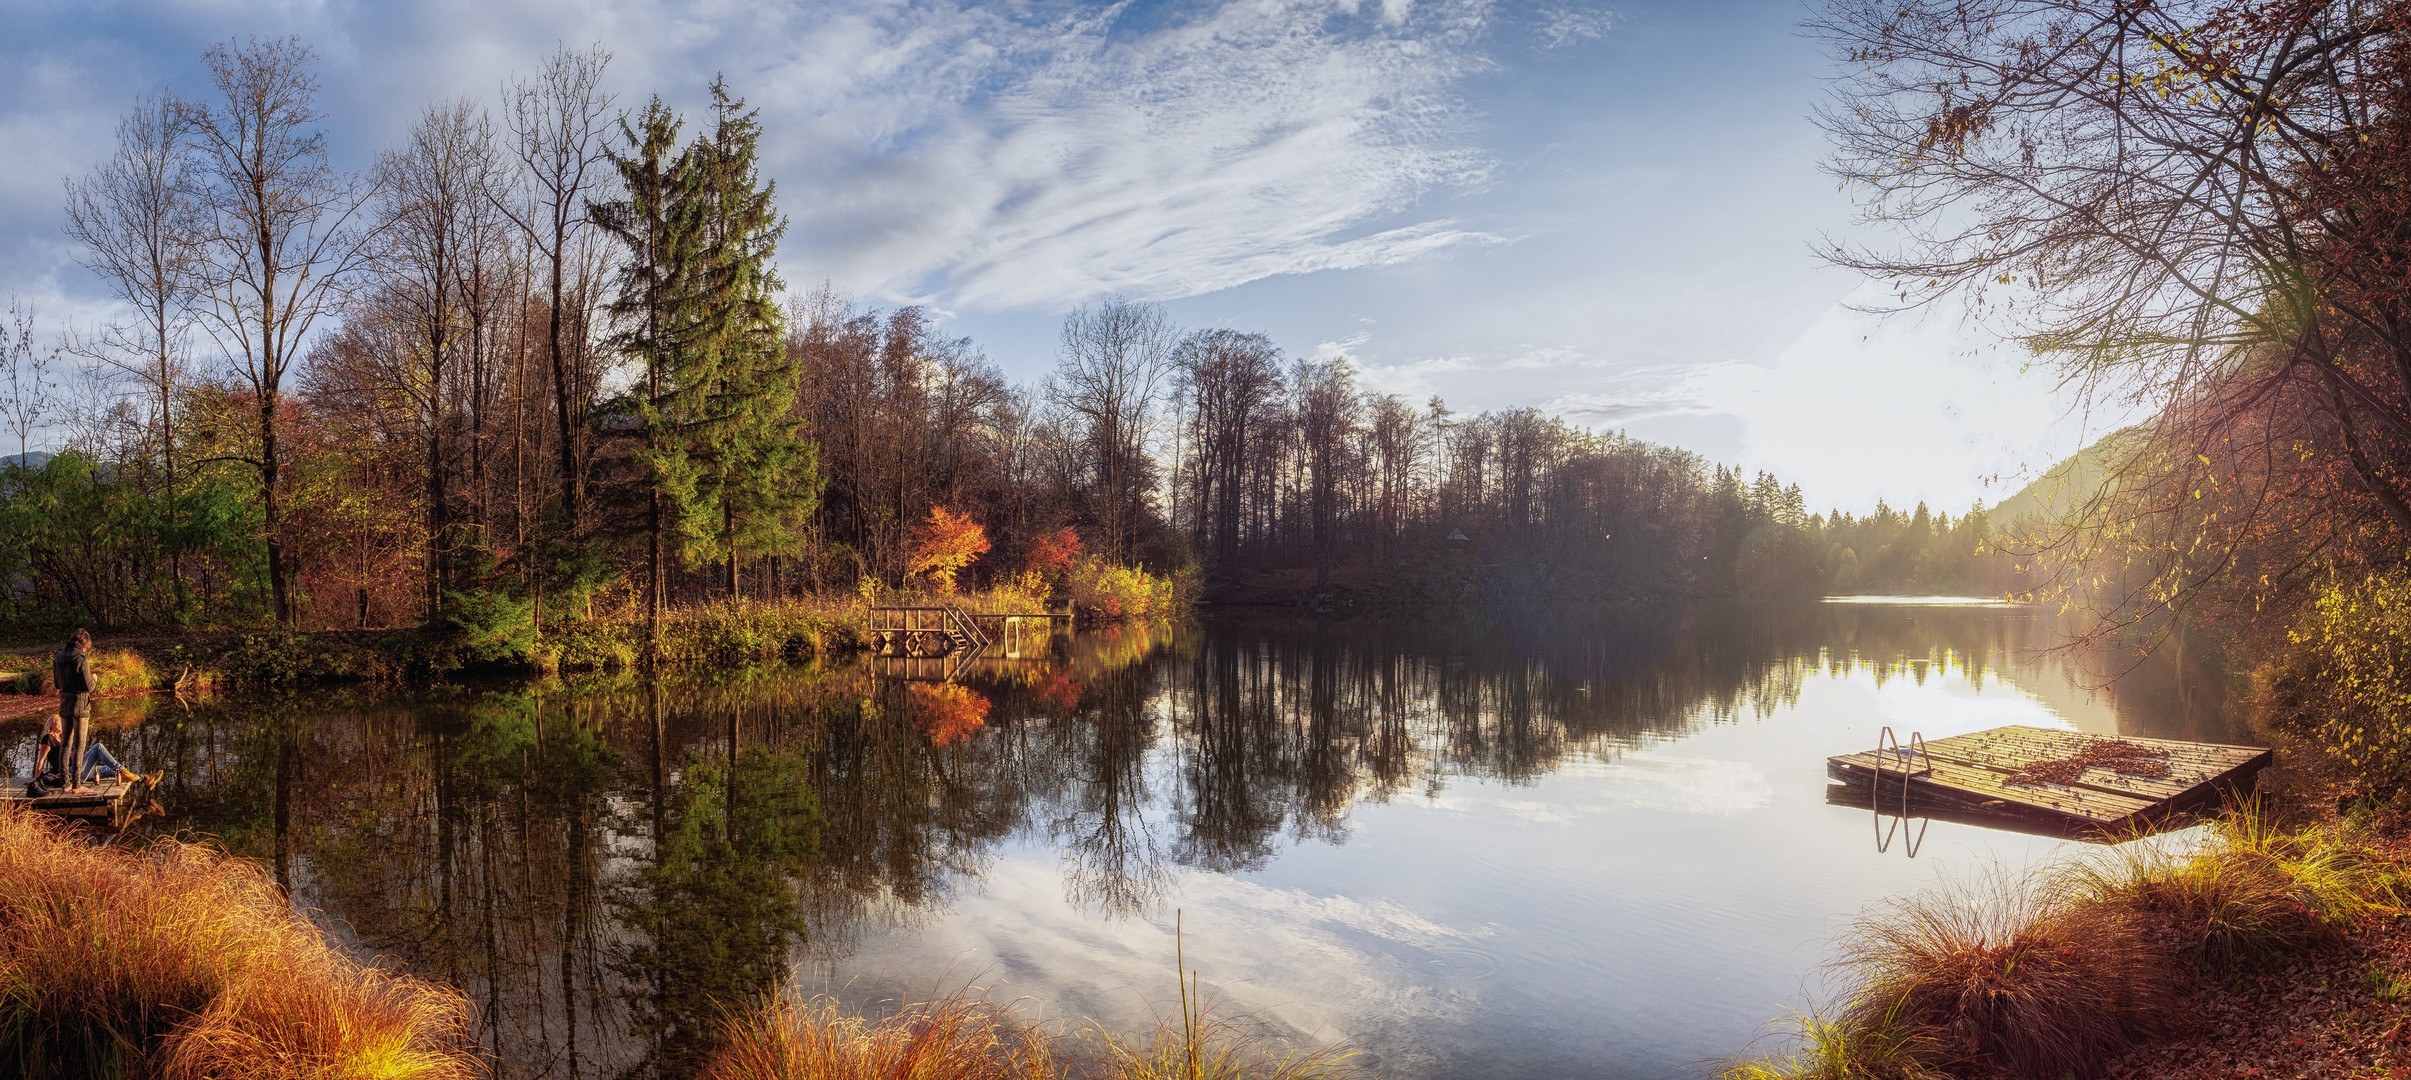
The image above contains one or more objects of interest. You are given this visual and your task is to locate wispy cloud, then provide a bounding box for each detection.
[1533,3,1615,48]
[3,0,1519,318]
[776,0,1509,308]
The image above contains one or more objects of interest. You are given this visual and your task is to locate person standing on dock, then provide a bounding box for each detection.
[52,629,93,794]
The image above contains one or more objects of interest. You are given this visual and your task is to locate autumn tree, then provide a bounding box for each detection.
[373,97,506,616]
[180,37,376,626]
[906,506,989,593]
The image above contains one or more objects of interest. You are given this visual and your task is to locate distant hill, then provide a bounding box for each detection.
[0,451,51,470]
[1986,427,2144,531]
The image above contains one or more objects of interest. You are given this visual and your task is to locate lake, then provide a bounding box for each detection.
[59,600,2243,1079]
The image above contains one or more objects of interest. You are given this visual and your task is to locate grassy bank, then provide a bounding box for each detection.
[0,648,166,696]
[0,582,1188,689]
[0,807,478,1079]
[1724,804,2408,1080]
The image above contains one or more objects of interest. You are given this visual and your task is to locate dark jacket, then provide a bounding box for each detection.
[52,648,92,719]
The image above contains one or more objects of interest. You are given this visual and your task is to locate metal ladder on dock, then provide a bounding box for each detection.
[1874,726,1932,856]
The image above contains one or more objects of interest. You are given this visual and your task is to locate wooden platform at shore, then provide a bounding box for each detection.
[0,774,158,829]
[1827,725,2272,835]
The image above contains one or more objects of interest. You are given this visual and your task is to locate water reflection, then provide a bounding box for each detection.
[66,602,2239,1079]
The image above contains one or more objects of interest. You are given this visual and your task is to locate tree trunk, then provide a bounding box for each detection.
[262,384,291,627]
[726,497,740,601]
[548,253,582,532]
[648,487,663,652]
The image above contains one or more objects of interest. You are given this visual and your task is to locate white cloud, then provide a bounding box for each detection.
[815,856,1486,1058]
[3,0,1515,322]
[795,0,1506,308]
[1431,752,1771,818]
[1533,4,1615,48]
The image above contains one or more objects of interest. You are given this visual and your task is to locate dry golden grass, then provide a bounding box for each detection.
[1726,803,2411,1080]
[1832,873,2184,1078]
[0,807,478,1079]
[700,989,1055,1080]
[1090,1008,1358,1080]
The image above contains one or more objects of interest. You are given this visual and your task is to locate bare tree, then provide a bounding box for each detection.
[501,44,614,536]
[375,96,506,617]
[1292,357,1358,589]
[1050,298,1175,562]
[0,298,53,462]
[179,37,378,626]
[1367,393,1425,561]
[1174,328,1282,567]
[62,93,203,491]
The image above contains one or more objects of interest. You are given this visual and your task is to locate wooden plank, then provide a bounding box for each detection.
[1921,728,2266,781]
[1910,741,2204,802]
[1830,752,2156,826]
[1942,725,2263,767]
[1921,730,2224,773]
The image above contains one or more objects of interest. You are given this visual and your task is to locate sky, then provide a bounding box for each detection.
[0,0,2135,513]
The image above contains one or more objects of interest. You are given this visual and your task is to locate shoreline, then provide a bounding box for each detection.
[0,596,1160,691]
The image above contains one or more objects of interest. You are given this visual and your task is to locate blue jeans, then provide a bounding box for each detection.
[79,743,128,783]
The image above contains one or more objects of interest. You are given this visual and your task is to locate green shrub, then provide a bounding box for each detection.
[1064,557,1196,622]
[2271,571,2411,788]
[216,632,395,685]
[433,588,538,666]
[537,600,870,671]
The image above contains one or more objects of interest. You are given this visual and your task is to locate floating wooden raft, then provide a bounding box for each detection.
[0,774,158,829]
[1827,725,2271,835]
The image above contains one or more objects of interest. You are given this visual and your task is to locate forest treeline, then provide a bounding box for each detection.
[0,37,2009,635]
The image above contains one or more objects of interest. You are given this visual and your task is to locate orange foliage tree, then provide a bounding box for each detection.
[908,683,990,747]
[1019,525,1082,597]
[906,506,990,593]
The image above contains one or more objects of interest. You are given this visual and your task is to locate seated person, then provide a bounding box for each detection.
[32,714,141,793]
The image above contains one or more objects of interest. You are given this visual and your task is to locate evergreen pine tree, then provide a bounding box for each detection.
[682,78,817,599]
[595,96,712,643]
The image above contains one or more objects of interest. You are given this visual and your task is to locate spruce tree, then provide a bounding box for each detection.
[595,96,711,644]
[599,82,821,641]
[681,78,817,599]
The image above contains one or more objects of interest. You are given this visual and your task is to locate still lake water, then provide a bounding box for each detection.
[60,600,2241,1079]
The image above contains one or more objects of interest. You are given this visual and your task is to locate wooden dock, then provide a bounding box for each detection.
[869,605,1073,661]
[0,773,159,829]
[1827,725,2271,836]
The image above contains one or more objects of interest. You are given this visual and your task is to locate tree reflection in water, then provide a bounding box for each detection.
[100,602,2229,1078]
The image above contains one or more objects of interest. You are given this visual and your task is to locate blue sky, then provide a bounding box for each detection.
[0,0,2128,512]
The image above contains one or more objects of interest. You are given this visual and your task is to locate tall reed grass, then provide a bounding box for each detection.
[701,991,1056,1080]
[0,807,479,1079]
[1724,802,2408,1080]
